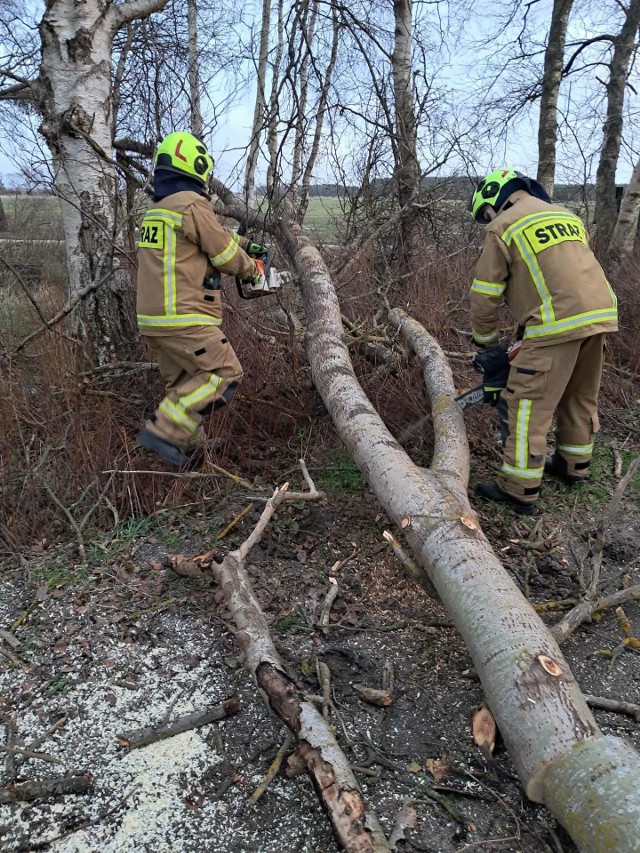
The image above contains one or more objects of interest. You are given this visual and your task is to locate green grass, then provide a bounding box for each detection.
[315,447,366,494]
[29,547,91,589]
[88,516,157,563]
[302,197,346,242]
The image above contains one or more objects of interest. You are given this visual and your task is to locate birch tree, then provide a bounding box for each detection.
[187,0,204,139]
[0,0,168,364]
[244,0,272,205]
[265,0,285,197]
[594,0,640,247]
[537,0,574,196]
[295,1,339,220]
[391,0,420,213]
[611,155,640,255]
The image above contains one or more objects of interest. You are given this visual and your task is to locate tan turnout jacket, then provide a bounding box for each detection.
[470,191,618,347]
[136,191,256,335]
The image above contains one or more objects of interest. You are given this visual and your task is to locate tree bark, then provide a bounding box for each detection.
[296,2,340,221]
[244,0,272,205]
[611,155,640,256]
[187,0,204,139]
[116,698,240,749]
[390,0,422,269]
[34,0,167,364]
[278,223,640,850]
[265,0,285,197]
[391,0,419,212]
[290,0,318,206]
[594,0,640,249]
[537,0,574,197]
[0,775,92,804]
[206,482,391,852]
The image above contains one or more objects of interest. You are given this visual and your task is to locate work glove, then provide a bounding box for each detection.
[246,241,269,260]
[472,346,510,407]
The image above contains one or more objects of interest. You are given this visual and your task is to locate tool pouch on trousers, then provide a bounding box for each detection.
[508,351,553,400]
[473,346,510,406]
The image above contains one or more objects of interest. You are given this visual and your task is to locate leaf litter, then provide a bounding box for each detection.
[1,488,640,852]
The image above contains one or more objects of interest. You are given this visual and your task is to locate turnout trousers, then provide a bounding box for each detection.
[496,334,606,504]
[143,326,243,449]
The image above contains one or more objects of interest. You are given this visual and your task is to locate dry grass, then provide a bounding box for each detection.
[0,233,638,555]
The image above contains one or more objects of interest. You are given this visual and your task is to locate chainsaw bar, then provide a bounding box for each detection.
[455,385,484,411]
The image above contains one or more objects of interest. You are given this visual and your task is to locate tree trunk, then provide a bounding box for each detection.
[276,223,640,851]
[391,0,421,266]
[36,0,167,365]
[295,2,340,221]
[0,194,7,231]
[187,0,204,139]
[611,155,640,256]
[537,0,574,197]
[290,0,318,207]
[244,0,272,205]
[391,0,419,210]
[594,0,640,249]
[266,0,285,197]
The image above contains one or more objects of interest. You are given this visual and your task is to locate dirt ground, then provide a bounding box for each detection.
[1,429,639,853]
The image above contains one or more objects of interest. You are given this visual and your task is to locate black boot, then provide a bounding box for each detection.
[475,481,536,515]
[544,453,588,486]
[136,428,190,468]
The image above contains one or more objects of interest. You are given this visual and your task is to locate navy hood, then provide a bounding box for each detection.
[152,168,206,201]
[495,174,551,213]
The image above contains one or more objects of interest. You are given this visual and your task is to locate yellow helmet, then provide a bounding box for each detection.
[154,132,214,185]
[468,168,551,223]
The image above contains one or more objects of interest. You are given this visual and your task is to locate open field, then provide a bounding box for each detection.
[0,194,348,243]
[0,194,64,241]
[302,196,347,241]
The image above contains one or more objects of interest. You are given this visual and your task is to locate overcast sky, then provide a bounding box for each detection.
[0,0,636,189]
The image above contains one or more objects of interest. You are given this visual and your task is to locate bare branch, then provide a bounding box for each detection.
[108,0,169,32]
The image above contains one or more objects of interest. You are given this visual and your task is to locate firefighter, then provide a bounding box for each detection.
[468,168,618,514]
[136,131,268,468]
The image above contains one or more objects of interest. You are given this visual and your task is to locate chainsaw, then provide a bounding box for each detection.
[454,342,521,411]
[235,247,281,300]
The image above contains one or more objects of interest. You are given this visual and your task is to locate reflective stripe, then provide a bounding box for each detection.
[524,308,618,340]
[163,223,177,315]
[210,237,239,267]
[501,211,584,246]
[472,328,499,344]
[178,373,223,410]
[471,279,506,296]
[159,398,199,431]
[515,399,532,469]
[513,234,554,324]
[500,462,544,480]
[137,313,223,328]
[497,210,617,341]
[146,208,183,225]
[160,374,223,434]
[557,442,593,456]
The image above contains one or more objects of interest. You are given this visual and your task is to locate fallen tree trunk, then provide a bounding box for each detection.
[282,226,640,852]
